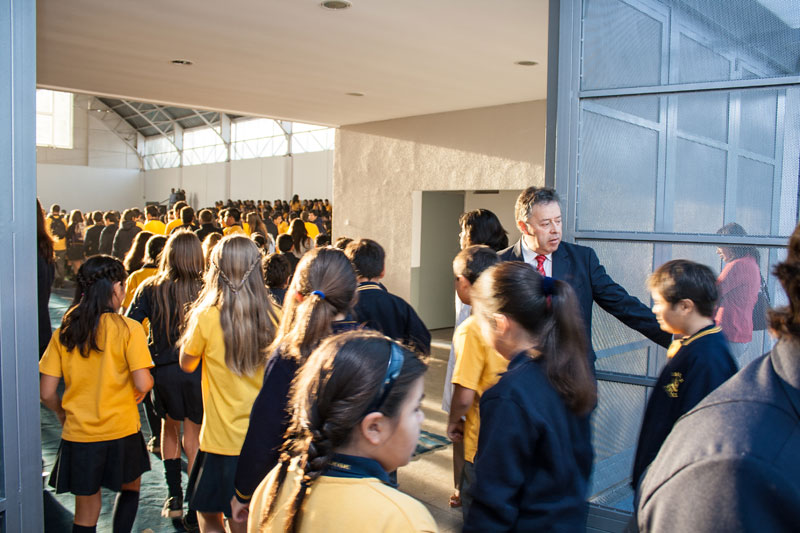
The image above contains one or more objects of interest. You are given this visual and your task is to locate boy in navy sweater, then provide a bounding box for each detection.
[632,259,737,491]
[345,239,431,354]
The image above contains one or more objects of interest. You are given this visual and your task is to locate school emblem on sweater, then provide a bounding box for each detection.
[664,372,684,398]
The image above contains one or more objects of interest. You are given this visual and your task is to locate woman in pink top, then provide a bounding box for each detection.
[715,223,761,366]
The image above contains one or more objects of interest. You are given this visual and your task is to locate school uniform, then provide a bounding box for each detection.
[182,306,265,516]
[98,223,118,256]
[165,218,183,235]
[121,265,158,311]
[352,281,431,355]
[234,319,357,505]
[451,316,508,516]
[83,224,104,257]
[638,338,800,532]
[143,219,166,235]
[195,222,223,243]
[126,284,203,425]
[267,287,286,307]
[465,351,593,533]
[632,325,736,490]
[39,314,153,495]
[223,224,246,236]
[248,455,437,533]
[112,220,141,259]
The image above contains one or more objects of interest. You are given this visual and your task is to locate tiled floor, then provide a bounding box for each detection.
[42,289,463,532]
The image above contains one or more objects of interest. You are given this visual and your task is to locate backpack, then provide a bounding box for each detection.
[49,215,67,239]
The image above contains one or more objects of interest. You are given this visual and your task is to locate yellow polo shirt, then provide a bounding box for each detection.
[248,459,437,533]
[452,315,509,463]
[223,225,246,236]
[39,314,153,442]
[304,221,320,240]
[165,218,183,235]
[143,219,166,235]
[182,307,264,455]
[122,266,158,310]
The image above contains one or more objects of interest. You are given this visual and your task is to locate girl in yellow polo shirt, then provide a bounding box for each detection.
[39,255,154,533]
[248,331,437,533]
[180,235,279,533]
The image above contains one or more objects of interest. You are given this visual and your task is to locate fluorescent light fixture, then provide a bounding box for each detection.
[757,0,800,28]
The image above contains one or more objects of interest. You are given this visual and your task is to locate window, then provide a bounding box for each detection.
[143,136,180,170]
[231,118,288,160]
[183,126,227,166]
[36,89,73,149]
[290,122,335,153]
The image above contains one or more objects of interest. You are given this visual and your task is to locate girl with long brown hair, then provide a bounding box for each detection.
[65,209,86,277]
[247,331,435,532]
[287,218,312,259]
[37,198,56,357]
[230,247,357,524]
[179,235,279,533]
[122,230,154,274]
[464,261,596,532]
[127,231,204,524]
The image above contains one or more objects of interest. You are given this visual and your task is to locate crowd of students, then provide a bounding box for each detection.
[34,187,800,532]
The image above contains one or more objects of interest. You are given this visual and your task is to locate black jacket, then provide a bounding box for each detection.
[499,240,671,362]
[84,224,104,257]
[112,221,141,259]
[195,223,222,243]
[98,223,118,256]
[632,325,736,489]
[638,339,800,532]
[465,352,593,532]
[352,281,431,354]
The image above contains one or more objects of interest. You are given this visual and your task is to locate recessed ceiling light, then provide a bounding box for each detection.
[170,59,193,66]
[515,60,538,66]
[346,92,364,97]
[321,1,351,9]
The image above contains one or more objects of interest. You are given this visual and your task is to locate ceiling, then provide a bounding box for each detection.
[36,0,549,127]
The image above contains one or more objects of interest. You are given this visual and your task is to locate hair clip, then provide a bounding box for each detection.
[311,290,325,299]
[541,275,555,296]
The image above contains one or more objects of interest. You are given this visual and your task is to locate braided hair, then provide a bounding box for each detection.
[59,255,127,357]
[260,331,427,532]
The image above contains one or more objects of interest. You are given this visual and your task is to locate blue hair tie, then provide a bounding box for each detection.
[311,290,326,299]
[541,276,555,296]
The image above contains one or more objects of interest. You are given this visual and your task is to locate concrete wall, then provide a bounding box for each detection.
[334,99,546,303]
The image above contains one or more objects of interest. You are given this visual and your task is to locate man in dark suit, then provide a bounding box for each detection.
[499,187,671,363]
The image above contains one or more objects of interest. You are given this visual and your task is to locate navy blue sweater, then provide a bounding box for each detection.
[233,320,357,503]
[632,325,736,489]
[352,281,431,355]
[464,352,593,532]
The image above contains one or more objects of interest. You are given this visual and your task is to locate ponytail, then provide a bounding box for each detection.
[269,247,356,364]
[472,262,596,415]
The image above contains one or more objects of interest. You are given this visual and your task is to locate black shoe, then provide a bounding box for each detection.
[162,494,184,518]
[183,509,199,531]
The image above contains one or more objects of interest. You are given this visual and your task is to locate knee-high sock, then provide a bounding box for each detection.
[112,490,139,533]
[164,458,183,498]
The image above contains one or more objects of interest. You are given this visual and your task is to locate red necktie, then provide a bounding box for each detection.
[535,254,547,276]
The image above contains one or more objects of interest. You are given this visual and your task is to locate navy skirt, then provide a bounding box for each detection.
[186,450,239,516]
[49,431,150,495]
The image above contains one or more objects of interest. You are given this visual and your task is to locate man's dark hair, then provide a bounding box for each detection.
[515,187,560,222]
[263,253,292,288]
[122,208,136,222]
[277,233,294,253]
[345,239,385,279]
[199,209,213,223]
[172,200,188,216]
[50,204,61,214]
[315,234,331,247]
[454,245,500,284]
[648,259,719,318]
[180,206,195,225]
[145,205,159,218]
[104,211,119,224]
[226,207,241,223]
[300,211,310,222]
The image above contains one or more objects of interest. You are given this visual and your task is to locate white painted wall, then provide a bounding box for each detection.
[142,151,332,208]
[336,100,547,303]
[37,164,143,212]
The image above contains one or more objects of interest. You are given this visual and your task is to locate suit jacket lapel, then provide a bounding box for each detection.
[552,244,572,284]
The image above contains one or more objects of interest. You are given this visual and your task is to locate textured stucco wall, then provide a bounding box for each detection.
[334,100,546,301]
